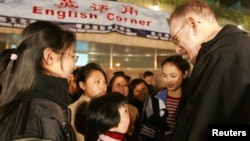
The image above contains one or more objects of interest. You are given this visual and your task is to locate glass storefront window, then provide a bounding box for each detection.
[113,45,154,69]
[0,33,176,70]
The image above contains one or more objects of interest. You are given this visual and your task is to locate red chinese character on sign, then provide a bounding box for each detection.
[90,3,109,13]
[55,0,78,9]
[121,5,138,15]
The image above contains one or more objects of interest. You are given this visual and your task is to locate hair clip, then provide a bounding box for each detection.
[10,53,18,60]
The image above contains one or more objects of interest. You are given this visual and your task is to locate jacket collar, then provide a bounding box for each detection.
[27,74,69,109]
[197,24,246,62]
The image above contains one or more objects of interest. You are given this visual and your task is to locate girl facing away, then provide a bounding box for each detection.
[69,62,107,141]
[107,73,139,140]
[0,21,77,141]
[86,92,130,141]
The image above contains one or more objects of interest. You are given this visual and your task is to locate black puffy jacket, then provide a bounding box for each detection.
[0,74,76,141]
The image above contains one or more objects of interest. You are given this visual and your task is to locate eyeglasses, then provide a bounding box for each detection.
[73,55,79,63]
[63,52,79,63]
[171,23,186,45]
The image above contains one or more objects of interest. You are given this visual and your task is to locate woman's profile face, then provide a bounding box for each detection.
[61,46,77,78]
[46,45,76,79]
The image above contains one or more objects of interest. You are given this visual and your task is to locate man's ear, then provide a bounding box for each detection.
[43,48,54,65]
[186,17,199,35]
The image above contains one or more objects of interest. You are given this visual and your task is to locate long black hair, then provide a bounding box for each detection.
[0,21,75,118]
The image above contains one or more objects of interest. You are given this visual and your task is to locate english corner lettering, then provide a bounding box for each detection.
[32,0,153,27]
[0,0,169,41]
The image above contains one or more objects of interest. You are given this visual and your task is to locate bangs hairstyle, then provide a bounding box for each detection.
[161,55,190,74]
[86,92,128,134]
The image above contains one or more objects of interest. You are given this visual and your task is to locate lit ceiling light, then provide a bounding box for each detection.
[125,58,130,61]
[237,25,243,30]
[152,5,160,11]
[152,0,160,11]
[116,63,120,67]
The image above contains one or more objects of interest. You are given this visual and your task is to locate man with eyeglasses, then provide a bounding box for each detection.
[168,0,250,141]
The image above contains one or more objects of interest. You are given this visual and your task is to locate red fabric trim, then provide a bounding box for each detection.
[103,131,125,140]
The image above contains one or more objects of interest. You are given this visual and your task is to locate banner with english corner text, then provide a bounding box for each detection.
[0,0,171,41]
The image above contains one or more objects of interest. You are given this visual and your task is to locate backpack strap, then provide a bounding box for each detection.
[151,95,160,116]
[137,95,150,130]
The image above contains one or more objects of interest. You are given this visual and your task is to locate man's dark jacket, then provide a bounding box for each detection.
[171,25,250,141]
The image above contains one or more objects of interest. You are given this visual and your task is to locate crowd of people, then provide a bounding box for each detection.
[0,0,249,141]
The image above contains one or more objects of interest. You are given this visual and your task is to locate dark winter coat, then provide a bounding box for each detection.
[0,74,76,141]
[171,25,250,141]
